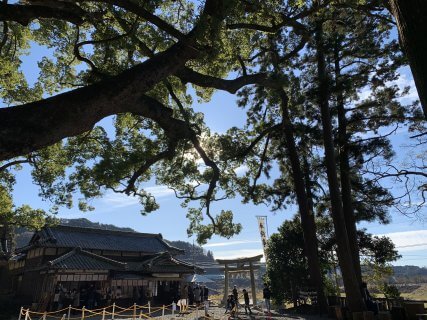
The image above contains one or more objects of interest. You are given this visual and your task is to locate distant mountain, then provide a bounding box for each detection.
[391,265,427,284]
[393,265,427,276]
[166,240,215,263]
[14,218,215,263]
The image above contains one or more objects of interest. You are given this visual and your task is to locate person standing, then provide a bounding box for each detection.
[203,286,209,304]
[193,285,201,306]
[188,285,194,306]
[86,284,96,309]
[232,285,239,307]
[72,289,80,309]
[242,289,252,315]
[202,286,210,316]
[263,283,271,313]
[179,284,189,312]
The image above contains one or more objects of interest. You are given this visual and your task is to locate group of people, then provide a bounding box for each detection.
[225,283,271,317]
[187,284,209,306]
[177,283,210,313]
[51,283,97,311]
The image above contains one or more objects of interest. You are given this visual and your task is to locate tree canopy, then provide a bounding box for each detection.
[0,0,426,312]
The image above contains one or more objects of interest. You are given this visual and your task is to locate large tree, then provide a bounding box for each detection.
[0,0,425,314]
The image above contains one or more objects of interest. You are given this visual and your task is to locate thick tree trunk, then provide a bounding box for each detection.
[388,0,427,119]
[279,91,327,313]
[0,0,239,161]
[0,41,198,161]
[314,17,366,313]
[334,43,363,286]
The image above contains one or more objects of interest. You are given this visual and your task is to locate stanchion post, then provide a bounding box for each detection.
[18,307,24,320]
[112,303,115,320]
[148,301,151,315]
[172,302,175,316]
[68,305,71,320]
[102,308,106,320]
[138,311,142,320]
[196,306,199,319]
[81,306,85,320]
[133,303,136,320]
[43,311,47,320]
[18,307,23,320]
[162,305,165,320]
[24,309,29,320]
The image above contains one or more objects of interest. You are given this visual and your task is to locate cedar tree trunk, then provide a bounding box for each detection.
[279,90,327,313]
[314,15,366,313]
[334,42,363,286]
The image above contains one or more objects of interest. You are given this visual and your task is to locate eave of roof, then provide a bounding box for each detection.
[48,247,126,270]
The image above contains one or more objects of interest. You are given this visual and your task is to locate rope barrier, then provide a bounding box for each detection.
[20,302,225,320]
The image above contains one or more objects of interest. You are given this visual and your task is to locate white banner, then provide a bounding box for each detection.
[256,216,268,262]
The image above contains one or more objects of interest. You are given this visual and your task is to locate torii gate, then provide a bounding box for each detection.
[216,254,263,305]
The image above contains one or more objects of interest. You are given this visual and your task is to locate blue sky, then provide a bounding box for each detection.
[8,40,427,267]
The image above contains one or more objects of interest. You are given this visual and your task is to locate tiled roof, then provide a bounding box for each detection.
[48,249,200,273]
[127,252,202,273]
[28,225,184,254]
[48,248,126,270]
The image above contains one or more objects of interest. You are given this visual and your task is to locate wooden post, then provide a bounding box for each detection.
[18,307,23,320]
[162,305,165,320]
[43,311,47,320]
[133,303,136,320]
[223,264,229,304]
[138,310,142,320]
[172,302,176,316]
[81,306,85,320]
[148,301,151,315]
[249,262,257,306]
[102,308,106,320]
[68,305,71,320]
[112,303,115,320]
[24,309,29,320]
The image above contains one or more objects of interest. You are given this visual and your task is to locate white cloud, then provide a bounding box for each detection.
[145,186,175,198]
[214,249,265,261]
[393,73,419,102]
[203,240,261,248]
[378,230,427,252]
[356,70,419,104]
[234,165,248,176]
[101,192,140,208]
[100,186,174,208]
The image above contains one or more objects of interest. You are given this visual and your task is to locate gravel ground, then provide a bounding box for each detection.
[166,305,327,320]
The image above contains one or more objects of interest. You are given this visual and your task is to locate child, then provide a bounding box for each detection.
[225,294,236,315]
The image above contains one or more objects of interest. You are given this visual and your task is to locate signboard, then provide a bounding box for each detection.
[152,273,179,278]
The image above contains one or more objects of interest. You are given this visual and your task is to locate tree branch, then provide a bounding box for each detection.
[177,67,269,94]
[0,3,86,25]
[0,39,199,161]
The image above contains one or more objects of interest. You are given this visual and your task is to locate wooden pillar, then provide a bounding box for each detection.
[223,264,229,304]
[249,262,256,306]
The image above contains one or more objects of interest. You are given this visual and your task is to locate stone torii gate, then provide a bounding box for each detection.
[216,254,263,305]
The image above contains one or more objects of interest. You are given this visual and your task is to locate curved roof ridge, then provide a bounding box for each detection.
[48,247,126,269]
[53,224,161,238]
